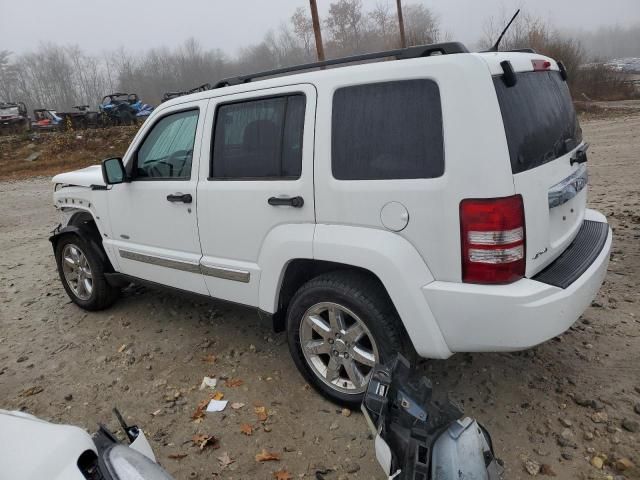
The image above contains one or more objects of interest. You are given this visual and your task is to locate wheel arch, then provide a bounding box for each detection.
[259,224,452,359]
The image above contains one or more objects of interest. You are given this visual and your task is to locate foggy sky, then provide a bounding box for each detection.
[1,0,639,55]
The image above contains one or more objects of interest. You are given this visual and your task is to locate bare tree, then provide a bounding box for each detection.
[291,7,316,59]
[325,0,366,54]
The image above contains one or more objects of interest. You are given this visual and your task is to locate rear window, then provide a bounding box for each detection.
[332,80,444,180]
[494,71,582,174]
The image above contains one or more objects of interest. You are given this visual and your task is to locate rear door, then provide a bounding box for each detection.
[196,84,316,306]
[492,65,586,276]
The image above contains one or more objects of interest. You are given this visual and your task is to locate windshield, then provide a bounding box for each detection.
[493,71,582,174]
[0,107,20,116]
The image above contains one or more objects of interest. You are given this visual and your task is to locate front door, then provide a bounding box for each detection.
[197,84,317,306]
[104,101,209,295]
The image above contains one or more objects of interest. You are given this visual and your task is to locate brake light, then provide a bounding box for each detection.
[460,195,525,284]
[532,59,551,71]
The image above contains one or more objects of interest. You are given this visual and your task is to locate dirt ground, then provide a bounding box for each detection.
[1,113,639,480]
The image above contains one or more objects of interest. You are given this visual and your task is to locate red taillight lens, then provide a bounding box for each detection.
[460,195,526,284]
[532,59,552,71]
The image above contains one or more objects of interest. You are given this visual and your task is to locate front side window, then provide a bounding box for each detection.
[332,80,444,180]
[211,95,305,179]
[135,109,199,179]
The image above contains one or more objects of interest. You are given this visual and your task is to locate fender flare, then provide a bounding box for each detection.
[49,224,112,272]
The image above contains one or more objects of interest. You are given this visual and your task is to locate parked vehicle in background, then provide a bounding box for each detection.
[99,93,153,126]
[57,105,100,130]
[50,42,612,406]
[0,102,30,135]
[32,108,63,132]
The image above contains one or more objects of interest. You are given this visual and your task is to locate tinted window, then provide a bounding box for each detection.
[332,80,444,180]
[211,95,305,179]
[135,110,199,179]
[494,71,582,174]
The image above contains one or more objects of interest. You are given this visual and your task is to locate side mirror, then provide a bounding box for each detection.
[101,157,127,185]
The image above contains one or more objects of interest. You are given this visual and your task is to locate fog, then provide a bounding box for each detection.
[1,0,638,54]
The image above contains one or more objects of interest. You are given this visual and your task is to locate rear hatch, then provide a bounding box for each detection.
[490,55,586,276]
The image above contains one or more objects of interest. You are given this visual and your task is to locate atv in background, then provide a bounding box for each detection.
[57,105,99,130]
[99,93,153,126]
[161,83,211,103]
[31,109,63,132]
[0,102,30,135]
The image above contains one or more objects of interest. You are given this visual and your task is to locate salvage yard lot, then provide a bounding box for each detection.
[1,113,639,479]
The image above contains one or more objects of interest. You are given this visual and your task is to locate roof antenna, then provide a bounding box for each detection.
[490,9,520,52]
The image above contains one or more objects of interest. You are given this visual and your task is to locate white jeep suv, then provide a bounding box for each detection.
[51,43,612,405]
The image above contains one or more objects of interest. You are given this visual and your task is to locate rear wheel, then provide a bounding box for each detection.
[54,234,119,311]
[286,271,405,406]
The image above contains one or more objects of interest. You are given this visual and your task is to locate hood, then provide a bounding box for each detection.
[52,165,104,187]
[0,409,96,480]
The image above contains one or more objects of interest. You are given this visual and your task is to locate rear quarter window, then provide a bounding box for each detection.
[332,79,444,180]
[494,71,582,174]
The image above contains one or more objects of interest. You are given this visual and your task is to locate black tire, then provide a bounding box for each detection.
[54,234,119,311]
[286,270,406,407]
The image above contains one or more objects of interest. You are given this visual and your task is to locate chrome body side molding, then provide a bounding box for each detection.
[118,249,250,283]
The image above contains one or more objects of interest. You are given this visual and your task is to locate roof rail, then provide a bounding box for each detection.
[213,42,469,88]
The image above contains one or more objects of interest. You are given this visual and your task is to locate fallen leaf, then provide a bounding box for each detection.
[202,353,217,364]
[256,449,280,462]
[20,386,43,397]
[231,402,245,410]
[151,408,162,416]
[212,391,224,400]
[168,453,188,460]
[218,452,235,469]
[117,343,127,353]
[341,408,351,417]
[192,434,219,450]
[225,378,244,387]
[255,405,268,422]
[273,469,293,480]
[240,423,253,436]
[192,398,210,421]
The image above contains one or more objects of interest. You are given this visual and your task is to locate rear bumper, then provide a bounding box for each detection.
[422,210,612,352]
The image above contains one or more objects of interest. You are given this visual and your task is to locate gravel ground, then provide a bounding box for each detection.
[1,113,639,479]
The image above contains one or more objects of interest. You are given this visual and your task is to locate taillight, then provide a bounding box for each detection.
[532,59,551,71]
[460,195,525,284]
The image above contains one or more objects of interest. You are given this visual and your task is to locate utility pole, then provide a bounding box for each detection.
[396,0,407,48]
[309,0,326,62]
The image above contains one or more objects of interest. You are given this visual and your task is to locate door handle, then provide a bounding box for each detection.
[268,196,304,208]
[166,193,192,203]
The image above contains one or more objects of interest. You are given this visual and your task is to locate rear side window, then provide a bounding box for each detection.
[332,80,444,180]
[493,71,582,174]
[211,95,305,179]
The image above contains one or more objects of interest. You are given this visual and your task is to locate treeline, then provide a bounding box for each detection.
[0,1,439,111]
[0,1,638,112]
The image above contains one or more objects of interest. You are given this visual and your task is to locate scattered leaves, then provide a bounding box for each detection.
[256,449,281,462]
[192,434,220,451]
[255,405,268,422]
[201,353,217,364]
[225,378,244,387]
[231,402,245,410]
[168,453,188,460]
[273,469,293,480]
[218,452,235,469]
[240,423,253,436]
[20,386,43,397]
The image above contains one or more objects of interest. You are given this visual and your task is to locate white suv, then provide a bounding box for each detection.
[51,43,612,405]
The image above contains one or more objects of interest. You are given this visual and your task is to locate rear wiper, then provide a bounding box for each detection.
[570,143,589,165]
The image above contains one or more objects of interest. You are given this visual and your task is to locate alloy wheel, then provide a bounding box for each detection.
[61,243,93,301]
[299,302,379,394]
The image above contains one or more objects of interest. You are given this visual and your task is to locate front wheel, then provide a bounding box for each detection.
[286,271,406,407]
[54,234,119,311]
